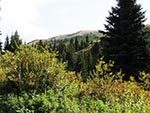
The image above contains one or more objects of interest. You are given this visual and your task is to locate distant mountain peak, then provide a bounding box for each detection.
[28,30,102,45]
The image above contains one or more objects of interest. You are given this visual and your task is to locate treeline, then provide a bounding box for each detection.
[1,31,104,79]
[1,31,22,53]
[2,26,150,81]
[34,26,150,81]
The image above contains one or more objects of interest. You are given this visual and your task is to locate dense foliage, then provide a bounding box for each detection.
[0,45,150,112]
[0,46,79,94]
[48,35,102,78]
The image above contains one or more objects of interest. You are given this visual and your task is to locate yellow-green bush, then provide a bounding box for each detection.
[0,46,80,93]
[79,57,150,104]
[139,72,150,90]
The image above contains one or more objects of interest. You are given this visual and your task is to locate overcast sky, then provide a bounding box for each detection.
[1,0,150,43]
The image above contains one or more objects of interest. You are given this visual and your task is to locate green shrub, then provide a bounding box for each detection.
[139,72,150,90]
[0,46,79,93]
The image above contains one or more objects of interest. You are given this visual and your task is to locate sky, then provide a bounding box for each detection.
[1,0,150,43]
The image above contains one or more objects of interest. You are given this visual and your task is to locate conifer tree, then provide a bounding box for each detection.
[67,39,76,71]
[91,42,102,65]
[85,35,89,47]
[75,38,79,52]
[0,34,1,54]
[0,40,2,54]
[4,36,10,51]
[87,51,94,72]
[102,0,148,79]
[10,31,22,52]
[75,53,87,78]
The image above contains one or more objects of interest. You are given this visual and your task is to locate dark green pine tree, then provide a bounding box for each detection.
[4,36,10,51]
[67,50,76,71]
[10,31,22,52]
[75,38,79,52]
[0,40,2,54]
[66,39,76,71]
[75,53,88,79]
[91,42,102,65]
[87,51,94,72]
[57,42,67,60]
[102,0,148,79]
[85,35,89,47]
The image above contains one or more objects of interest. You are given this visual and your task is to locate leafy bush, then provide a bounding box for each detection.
[139,72,150,90]
[0,88,150,113]
[0,46,79,93]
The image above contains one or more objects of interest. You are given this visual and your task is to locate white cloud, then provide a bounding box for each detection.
[1,0,49,42]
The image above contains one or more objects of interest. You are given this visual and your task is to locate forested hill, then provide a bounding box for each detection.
[27,30,104,77]
[28,30,102,45]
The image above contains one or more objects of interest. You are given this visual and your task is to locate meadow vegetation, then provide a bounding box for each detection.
[0,46,150,113]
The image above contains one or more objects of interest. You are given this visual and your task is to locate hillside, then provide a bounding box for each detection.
[28,30,102,45]
[49,30,101,40]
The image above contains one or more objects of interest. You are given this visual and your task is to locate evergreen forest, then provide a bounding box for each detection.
[0,0,150,112]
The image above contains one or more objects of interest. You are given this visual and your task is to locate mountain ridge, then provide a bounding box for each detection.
[28,30,102,45]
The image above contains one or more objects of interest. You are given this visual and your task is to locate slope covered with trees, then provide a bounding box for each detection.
[29,30,103,78]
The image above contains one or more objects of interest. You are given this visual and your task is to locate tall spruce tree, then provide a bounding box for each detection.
[4,36,10,51]
[66,39,76,71]
[10,31,22,52]
[87,51,94,72]
[75,53,88,78]
[102,0,148,79]
[75,38,79,52]
[0,42,1,55]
